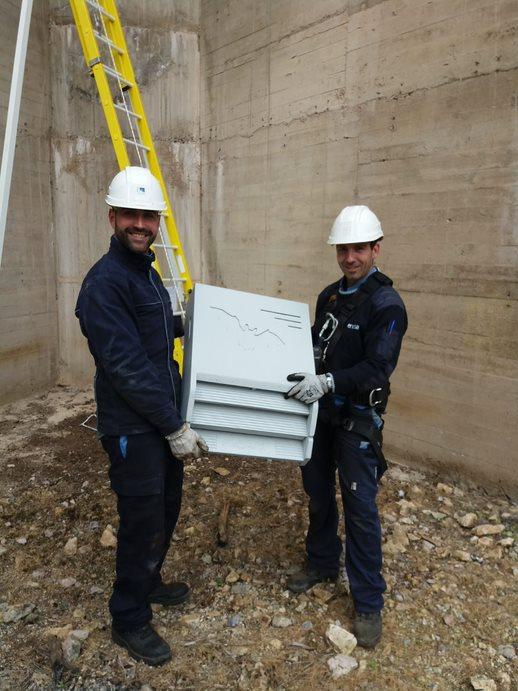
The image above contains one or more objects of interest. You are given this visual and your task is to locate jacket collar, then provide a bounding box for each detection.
[108,235,155,272]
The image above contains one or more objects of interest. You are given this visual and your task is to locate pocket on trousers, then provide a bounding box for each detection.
[335,430,380,498]
[101,434,163,497]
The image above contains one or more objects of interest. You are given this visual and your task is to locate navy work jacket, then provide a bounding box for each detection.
[312,274,408,400]
[75,235,183,437]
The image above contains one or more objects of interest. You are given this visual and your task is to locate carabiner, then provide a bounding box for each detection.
[318,312,338,342]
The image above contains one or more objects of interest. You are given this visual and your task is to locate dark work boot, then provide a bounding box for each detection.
[353,612,382,648]
[149,581,190,606]
[287,568,338,594]
[111,623,172,666]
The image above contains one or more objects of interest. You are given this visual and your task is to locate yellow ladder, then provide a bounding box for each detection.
[69,0,192,367]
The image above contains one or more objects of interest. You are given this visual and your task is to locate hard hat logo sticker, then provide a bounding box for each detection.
[138,186,146,194]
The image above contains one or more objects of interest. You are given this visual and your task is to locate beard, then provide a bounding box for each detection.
[114,225,155,254]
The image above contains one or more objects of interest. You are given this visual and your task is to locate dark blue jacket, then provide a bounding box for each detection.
[75,235,183,437]
[312,273,407,400]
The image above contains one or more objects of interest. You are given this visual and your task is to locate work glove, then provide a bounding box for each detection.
[284,372,333,404]
[166,423,209,461]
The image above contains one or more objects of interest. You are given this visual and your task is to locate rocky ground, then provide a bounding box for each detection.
[0,386,516,691]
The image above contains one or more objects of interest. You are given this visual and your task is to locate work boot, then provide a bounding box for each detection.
[149,581,190,606]
[353,611,382,648]
[111,623,172,666]
[287,568,338,594]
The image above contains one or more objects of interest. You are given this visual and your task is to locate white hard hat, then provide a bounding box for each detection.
[105,166,167,212]
[327,205,383,244]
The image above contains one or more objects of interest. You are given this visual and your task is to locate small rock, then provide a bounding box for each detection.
[311,586,334,603]
[498,537,514,547]
[64,537,77,556]
[201,553,212,564]
[227,614,243,628]
[452,550,471,562]
[62,635,82,664]
[89,586,103,595]
[470,676,497,691]
[397,499,416,516]
[16,537,27,545]
[408,485,423,498]
[497,645,515,660]
[327,654,358,679]
[271,615,292,628]
[0,546,7,556]
[214,467,230,477]
[269,638,283,650]
[443,614,455,627]
[436,483,453,495]
[422,540,435,551]
[60,578,77,588]
[497,671,511,690]
[180,614,200,625]
[302,621,313,630]
[326,624,357,655]
[472,524,504,537]
[478,537,494,547]
[226,570,240,584]
[231,582,250,595]
[2,603,36,623]
[423,510,447,521]
[455,513,478,528]
[100,524,117,548]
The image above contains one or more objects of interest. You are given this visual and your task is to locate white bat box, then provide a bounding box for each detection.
[180,284,317,464]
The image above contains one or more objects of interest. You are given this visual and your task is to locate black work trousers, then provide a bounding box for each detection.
[100,431,183,631]
[301,411,386,613]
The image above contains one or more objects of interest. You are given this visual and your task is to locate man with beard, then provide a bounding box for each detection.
[284,205,407,649]
[75,166,207,666]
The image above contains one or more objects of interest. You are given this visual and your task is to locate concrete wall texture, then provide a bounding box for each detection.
[0,1,517,488]
[0,0,57,402]
[200,0,518,489]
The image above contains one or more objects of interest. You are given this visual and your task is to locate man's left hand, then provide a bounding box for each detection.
[285,373,330,404]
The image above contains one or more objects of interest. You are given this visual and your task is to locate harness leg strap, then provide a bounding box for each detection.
[341,417,388,477]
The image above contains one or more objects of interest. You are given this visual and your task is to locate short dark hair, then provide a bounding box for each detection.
[370,237,383,248]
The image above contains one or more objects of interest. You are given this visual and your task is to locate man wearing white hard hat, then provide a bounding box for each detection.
[75,167,207,666]
[285,205,407,648]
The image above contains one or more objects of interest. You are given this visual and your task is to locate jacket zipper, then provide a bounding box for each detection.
[149,270,177,409]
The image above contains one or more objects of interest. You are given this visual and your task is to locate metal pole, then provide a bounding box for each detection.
[0,0,34,267]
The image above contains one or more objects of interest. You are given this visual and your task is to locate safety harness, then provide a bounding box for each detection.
[314,270,393,475]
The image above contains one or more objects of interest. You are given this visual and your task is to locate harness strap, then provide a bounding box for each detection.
[320,271,392,367]
[341,416,388,477]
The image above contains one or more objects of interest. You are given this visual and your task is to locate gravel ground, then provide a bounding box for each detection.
[0,386,516,690]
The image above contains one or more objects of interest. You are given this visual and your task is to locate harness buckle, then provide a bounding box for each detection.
[368,387,383,407]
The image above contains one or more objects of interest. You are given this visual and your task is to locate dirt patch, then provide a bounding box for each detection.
[0,387,516,690]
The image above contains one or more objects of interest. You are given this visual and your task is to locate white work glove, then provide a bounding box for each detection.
[284,372,333,404]
[166,423,209,461]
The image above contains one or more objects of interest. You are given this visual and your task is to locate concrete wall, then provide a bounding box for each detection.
[49,0,201,385]
[0,0,57,403]
[200,0,518,488]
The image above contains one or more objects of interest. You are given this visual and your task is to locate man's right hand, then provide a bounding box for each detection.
[166,423,209,461]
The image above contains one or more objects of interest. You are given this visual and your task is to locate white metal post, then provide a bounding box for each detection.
[0,0,34,267]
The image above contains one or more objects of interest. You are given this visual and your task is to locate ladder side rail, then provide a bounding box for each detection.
[70,0,130,170]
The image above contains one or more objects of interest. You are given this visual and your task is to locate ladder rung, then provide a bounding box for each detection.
[123,137,150,152]
[94,31,124,55]
[103,64,134,88]
[153,243,179,250]
[113,102,141,120]
[163,277,188,283]
[85,0,115,21]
